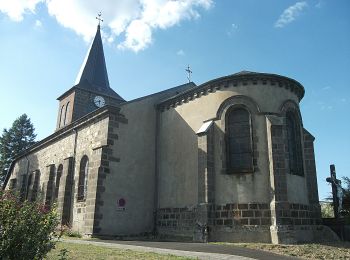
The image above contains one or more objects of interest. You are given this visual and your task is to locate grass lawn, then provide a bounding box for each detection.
[46,242,195,260]
[215,242,350,260]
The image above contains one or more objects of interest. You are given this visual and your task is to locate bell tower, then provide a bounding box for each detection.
[56,20,124,130]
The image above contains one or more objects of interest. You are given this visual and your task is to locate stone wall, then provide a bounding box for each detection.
[56,91,75,129]
[71,89,123,124]
[156,203,272,242]
[158,78,299,209]
[93,84,192,237]
[5,106,124,236]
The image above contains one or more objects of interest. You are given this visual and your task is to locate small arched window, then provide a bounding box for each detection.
[31,170,41,202]
[226,107,253,173]
[25,173,33,200]
[54,164,63,201]
[63,102,70,126]
[77,156,89,201]
[59,105,65,128]
[286,111,303,176]
[45,165,55,207]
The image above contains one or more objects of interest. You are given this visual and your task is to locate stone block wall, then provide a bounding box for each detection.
[290,203,321,225]
[156,202,272,242]
[5,106,126,236]
[303,129,321,221]
[71,89,123,125]
[56,91,75,129]
[212,203,271,226]
[157,207,196,231]
[91,109,126,235]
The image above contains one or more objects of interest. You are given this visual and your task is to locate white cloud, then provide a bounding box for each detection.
[118,19,152,52]
[315,1,323,9]
[0,0,212,52]
[227,23,238,37]
[35,19,42,27]
[274,2,307,28]
[177,49,185,56]
[321,105,333,111]
[0,0,44,21]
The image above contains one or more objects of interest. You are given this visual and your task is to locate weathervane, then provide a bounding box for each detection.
[96,12,103,26]
[185,65,192,83]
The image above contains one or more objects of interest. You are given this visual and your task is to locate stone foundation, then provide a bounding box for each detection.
[157,202,323,243]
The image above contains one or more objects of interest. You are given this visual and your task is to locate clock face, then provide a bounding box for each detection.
[94,96,105,108]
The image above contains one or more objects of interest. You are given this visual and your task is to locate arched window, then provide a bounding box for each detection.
[31,170,41,202]
[286,111,303,176]
[226,107,253,173]
[77,156,89,201]
[54,164,63,201]
[25,173,33,199]
[63,102,70,126]
[59,105,65,128]
[45,165,55,207]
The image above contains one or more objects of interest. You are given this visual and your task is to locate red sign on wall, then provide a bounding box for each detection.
[117,198,126,211]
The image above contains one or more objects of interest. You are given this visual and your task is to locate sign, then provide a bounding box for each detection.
[116,198,126,211]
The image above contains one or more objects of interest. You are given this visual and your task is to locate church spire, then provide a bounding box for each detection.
[75,23,110,89]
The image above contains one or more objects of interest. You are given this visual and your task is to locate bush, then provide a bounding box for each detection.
[60,225,82,238]
[0,190,60,260]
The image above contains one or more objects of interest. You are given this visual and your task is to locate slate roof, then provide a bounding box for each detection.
[58,25,124,101]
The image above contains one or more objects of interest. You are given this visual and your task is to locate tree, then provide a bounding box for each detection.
[0,114,36,184]
[321,202,334,218]
[342,176,350,214]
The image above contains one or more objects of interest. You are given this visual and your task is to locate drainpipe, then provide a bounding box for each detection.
[72,128,78,162]
[153,108,160,235]
[24,155,30,199]
[68,128,78,225]
[72,128,78,195]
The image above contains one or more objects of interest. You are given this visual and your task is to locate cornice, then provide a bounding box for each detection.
[157,72,305,111]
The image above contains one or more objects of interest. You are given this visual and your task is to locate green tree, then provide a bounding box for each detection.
[321,202,334,218]
[342,176,350,214]
[0,114,36,184]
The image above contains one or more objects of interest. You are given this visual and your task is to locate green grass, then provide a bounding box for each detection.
[213,242,350,260]
[46,242,195,260]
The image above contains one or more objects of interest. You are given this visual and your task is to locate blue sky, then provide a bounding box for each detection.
[0,0,349,200]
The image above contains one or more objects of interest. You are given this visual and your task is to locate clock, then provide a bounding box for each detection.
[94,96,105,108]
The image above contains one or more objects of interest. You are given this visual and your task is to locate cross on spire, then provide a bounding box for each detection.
[185,65,192,83]
[96,12,103,26]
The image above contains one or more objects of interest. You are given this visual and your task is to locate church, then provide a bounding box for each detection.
[4,24,330,244]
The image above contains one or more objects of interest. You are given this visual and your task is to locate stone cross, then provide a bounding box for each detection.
[185,65,192,83]
[326,164,342,218]
[96,12,103,26]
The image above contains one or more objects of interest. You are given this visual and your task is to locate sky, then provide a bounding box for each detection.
[0,0,349,201]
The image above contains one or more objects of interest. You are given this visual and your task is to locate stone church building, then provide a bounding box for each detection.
[4,25,329,243]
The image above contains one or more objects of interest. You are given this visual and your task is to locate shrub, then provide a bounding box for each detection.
[60,225,82,238]
[0,190,60,260]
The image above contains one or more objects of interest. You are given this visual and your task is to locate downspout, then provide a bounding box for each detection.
[71,128,78,201]
[72,128,78,164]
[24,155,30,199]
[153,108,160,235]
[68,128,78,224]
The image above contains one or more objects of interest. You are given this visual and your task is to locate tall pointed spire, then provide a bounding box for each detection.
[75,25,110,89]
[74,24,124,101]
